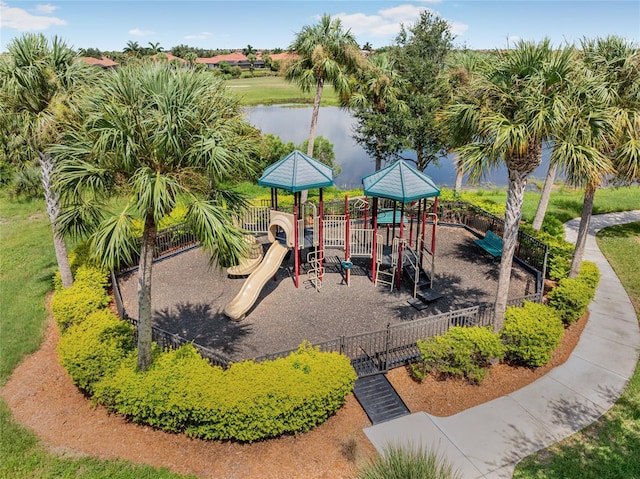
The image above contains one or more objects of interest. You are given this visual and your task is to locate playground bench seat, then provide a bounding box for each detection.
[474,230,503,259]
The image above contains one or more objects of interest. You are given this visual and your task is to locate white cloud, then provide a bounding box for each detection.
[128,28,154,36]
[335,3,465,40]
[35,4,58,14]
[184,32,212,40]
[0,1,66,31]
[506,35,521,45]
[448,21,468,36]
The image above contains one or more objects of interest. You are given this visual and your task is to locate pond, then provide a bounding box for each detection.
[244,105,553,191]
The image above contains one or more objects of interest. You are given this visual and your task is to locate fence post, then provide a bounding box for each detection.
[383,323,391,372]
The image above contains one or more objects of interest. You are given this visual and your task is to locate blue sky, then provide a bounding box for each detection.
[1,1,639,53]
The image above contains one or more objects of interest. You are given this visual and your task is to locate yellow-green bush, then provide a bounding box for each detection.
[51,265,111,329]
[93,342,356,442]
[577,260,600,291]
[414,326,505,384]
[547,261,600,326]
[53,241,109,291]
[58,309,135,394]
[501,301,564,367]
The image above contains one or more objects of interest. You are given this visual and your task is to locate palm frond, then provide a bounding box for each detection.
[185,197,248,268]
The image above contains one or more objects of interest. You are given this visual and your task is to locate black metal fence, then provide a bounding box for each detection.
[119,224,200,272]
[437,200,548,276]
[110,199,547,374]
[249,292,542,377]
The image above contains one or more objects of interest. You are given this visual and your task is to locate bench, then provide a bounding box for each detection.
[474,230,503,258]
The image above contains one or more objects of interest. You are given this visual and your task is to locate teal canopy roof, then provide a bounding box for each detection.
[362,161,440,203]
[258,150,334,192]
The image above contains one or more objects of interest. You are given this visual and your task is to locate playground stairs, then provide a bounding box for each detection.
[403,262,443,310]
[351,356,411,425]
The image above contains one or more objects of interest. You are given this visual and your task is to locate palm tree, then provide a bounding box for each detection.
[565,36,640,278]
[286,14,364,175]
[0,33,97,288]
[444,40,575,331]
[347,52,408,170]
[123,40,141,57]
[443,49,483,195]
[148,42,163,54]
[52,63,260,370]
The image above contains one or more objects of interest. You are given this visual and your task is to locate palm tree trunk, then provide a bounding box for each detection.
[375,138,383,171]
[454,154,464,195]
[569,182,596,278]
[301,78,325,204]
[493,169,527,332]
[532,162,557,231]
[137,212,157,371]
[307,78,324,158]
[38,152,73,288]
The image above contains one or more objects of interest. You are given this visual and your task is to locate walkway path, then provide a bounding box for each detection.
[364,211,640,478]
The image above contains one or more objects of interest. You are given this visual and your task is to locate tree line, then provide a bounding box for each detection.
[1,11,638,370]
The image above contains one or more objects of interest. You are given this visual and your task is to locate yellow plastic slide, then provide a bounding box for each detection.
[224,211,295,321]
[223,241,289,321]
[226,235,264,276]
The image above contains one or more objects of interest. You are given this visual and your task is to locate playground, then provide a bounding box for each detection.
[117,151,538,362]
[116,225,536,362]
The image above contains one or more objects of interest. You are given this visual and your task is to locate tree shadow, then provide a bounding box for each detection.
[153,302,252,355]
[486,382,631,476]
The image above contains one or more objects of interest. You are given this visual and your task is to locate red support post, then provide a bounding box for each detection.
[432,197,438,255]
[319,188,324,281]
[371,197,378,283]
[396,202,405,290]
[294,193,299,288]
[344,195,350,286]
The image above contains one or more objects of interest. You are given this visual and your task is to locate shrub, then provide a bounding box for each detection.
[93,342,357,442]
[501,301,564,367]
[577,260,600,291]
[53,242,109,291]
[58,309,135,394]
[415,326,505,384]
[51,265,111,329]
[547,276,594,325]
[357,444,462,479]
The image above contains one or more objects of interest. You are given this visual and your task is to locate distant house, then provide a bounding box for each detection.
[196,51,265,70]
[79,56,118,69]
[152,52,187,64]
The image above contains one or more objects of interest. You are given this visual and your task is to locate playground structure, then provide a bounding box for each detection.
[224,151,443,320]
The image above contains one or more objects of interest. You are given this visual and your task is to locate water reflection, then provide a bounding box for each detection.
[244,105,551,190]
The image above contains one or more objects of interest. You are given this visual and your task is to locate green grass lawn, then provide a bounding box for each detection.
[514,221,640,479]
[0,193,193,479]
[1,189,638,478]
[224,75,340,106]
[470,184,640,224]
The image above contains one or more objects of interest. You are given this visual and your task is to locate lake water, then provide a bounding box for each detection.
[244,105,552,190]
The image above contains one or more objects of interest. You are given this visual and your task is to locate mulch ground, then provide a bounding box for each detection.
[2,225,584,479]
[117,225,538,361]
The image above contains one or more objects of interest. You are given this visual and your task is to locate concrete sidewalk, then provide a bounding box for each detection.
[364,210,640,478]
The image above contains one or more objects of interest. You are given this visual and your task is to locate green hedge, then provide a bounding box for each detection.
[93,342,356,442]
[58,309,135,394]
[501,301,564,367]
[547,261,600,325]
[51,265,111,329]
[414,326,505,383]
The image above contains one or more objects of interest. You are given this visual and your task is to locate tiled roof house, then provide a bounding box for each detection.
[79,56,118,69]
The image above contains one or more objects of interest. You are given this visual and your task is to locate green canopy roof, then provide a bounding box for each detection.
[258,150,334,192]
[362,161,440,203]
